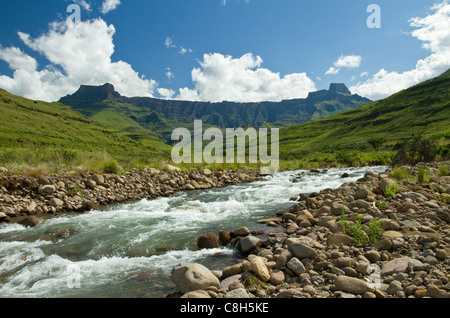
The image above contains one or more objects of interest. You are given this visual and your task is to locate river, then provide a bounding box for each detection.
[0,166,386,298]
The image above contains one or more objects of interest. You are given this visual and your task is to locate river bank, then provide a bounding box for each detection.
[0,166,261,226]
[168,160,450,298]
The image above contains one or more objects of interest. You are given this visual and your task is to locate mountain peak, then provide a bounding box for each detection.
[60,83,121,105]
[328,83,351,95]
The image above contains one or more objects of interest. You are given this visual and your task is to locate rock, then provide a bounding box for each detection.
[353,187,369,200]
[286,257,306,275]
[232,226,251,237]
[436,210,450,223]
[379,178,395,193]
[38,185,56,195]
[386,281,403,295]
[81,199,95,211]
[364,250,381,263]
[224,288,252,298]
[381,257,422,276]
[237,236,262,254]
[221,264,242,279]
[92,174,104,185]
[197,233,219,249]
[202,169,212,176]
[181,290,211,298]
[379,219,400,231]
[48,198,64,207]
[330,202,350,216]
[276,249,293,269]
[18,215,41,227]
[334,275,373,295]
[334,257,356,268]
[183,184,195,191]
[219,230,231,246]
[219,274,241,292]
[171,263,220,294]
[288,242,317,260]
[435,249,447,261]
[85,180,97,189]
[398,202,420,212]
[270,269,285,285]
[295,210,314,223]
[327,233,356,247]
[425,285,450,298]
[373,238,392,251]
[250,257,270,282]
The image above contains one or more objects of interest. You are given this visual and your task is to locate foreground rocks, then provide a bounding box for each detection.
[170,161,450,298]
[0,167,260,225]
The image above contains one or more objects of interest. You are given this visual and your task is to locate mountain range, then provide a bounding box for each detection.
[59,83,371,143]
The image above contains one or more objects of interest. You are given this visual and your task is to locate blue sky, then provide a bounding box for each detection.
[0,0,449,102]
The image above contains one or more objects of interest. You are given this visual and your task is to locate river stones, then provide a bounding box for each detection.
[250,257,270,282]
[288,242,317,260]
[334,275,373,295]
[171,263,220,294]
[197,233,219,249]
[237,236,262,254]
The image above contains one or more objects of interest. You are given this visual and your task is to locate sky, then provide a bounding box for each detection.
[0,0,449,103]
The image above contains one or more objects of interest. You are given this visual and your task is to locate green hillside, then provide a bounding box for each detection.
[279,68,450,166]
[0,88,171,174]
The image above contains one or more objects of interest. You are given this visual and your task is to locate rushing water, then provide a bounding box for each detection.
[0,166,386,298]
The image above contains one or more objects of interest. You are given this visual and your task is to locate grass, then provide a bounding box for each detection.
[0,88,172,174]
[278,69,450,161]
[417,167,430,183]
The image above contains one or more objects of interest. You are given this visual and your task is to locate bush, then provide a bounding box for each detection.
[437,165,449,176]
[392,136,438,166]
[101,159,119,174]
[391,167,409,180]
[417,167,430,183]
[339,213,383,245]
[384,182,399,198]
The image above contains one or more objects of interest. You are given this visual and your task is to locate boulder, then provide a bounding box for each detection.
[288,242,317,260]
[327,233,356,247]
[171,263,220,294]
[250,257,270,282]
[197,233,219,249]
[381,257,422,276]
[237,236,262,254]
[38,185,56,195]
[92,174,104,185]
[18,215,41,227]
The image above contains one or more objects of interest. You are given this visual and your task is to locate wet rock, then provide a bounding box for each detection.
[197,233,219,249]
[18,215,41,227]
[237,236,262,254]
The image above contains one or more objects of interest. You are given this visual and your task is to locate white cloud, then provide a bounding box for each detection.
[0,19,157,101]
[351,1,450,100]
[75,0,91,11]
[222,0,250,5]
[157,88,175,99]
[175,53,316,102]
[165,67,174,79]
[165,37,175,48]
[326,55,362,75]
[101,0,121,14]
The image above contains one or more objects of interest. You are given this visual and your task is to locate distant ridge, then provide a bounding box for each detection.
[59,83,371,142]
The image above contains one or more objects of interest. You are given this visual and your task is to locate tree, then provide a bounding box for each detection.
[368,137,387,151]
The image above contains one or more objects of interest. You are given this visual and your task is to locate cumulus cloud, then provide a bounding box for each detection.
[101,0,121,14]
[326,55,362,75]
[351,1,450,100]
[0,19,156,101]
[175,53,316,102]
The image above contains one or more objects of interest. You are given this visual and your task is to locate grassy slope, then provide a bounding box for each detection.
[0,89,171,173]
[279,69,450,165]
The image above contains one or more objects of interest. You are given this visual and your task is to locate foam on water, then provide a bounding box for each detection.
[0,166,386,297]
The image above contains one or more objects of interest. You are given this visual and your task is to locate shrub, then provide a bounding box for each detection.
[376,200,388,210]
[340,212,383,245]
[437,165,449,176]
[417,167,430,183]
[392,136,438,165]
[101,159,119,174]
[391,167,409,180]
[384,182,399,198]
